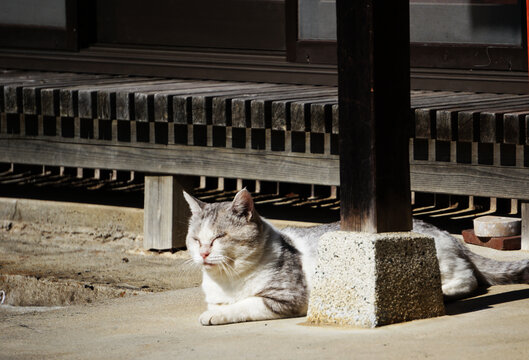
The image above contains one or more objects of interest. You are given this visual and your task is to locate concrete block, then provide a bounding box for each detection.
[473,216,521,238]
[307,231,445,328]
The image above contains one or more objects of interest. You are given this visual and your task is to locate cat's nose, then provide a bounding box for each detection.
[200,251,210,260]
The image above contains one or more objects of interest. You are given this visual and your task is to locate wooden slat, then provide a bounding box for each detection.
[0,135,339,186]
[290,96,337,132]
[22,75,116,116]
[59,78,154,118]
[151,81,225,122]
[414,93,522,139]
[172,82,264,125]
[98,80,180,120]
[410,160,529,200]
[479,103,529,143]
[267,91,336,131]
[2,72,99,114]
[310,99,337,134]
[132,80,226,122]
[191,83,281,126]
[2,134,529,200]
[503,110,529,145]
[331,104,339,134]
[219,85,313,128]
[244,86,332,128]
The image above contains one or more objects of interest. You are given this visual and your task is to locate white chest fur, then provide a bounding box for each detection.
[201,265,273,306]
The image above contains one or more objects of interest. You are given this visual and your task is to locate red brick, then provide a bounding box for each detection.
[462,229,521,251]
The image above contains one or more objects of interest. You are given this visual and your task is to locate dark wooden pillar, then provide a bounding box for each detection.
[337,0,412,233]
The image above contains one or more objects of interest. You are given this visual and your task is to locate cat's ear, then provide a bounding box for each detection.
[231,188,255,221]
[183,191,205,215]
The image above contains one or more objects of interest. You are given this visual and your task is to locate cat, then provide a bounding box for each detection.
[183,189,529,326]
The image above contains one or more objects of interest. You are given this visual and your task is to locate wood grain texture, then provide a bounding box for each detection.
[143,176,190,250]
[410,160,529,200]
[0,135,340,186]
[522,203,529,251]
[336,0,412,232]
[1,134,529,200]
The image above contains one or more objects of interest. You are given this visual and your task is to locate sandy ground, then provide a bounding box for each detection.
[2,200,529,359]
[0,220,201,307]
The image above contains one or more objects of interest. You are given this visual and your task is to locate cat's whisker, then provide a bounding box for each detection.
[221,258,240,279]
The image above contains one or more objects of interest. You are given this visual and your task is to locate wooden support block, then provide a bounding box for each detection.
[457,111,476,142]
[143,175,191,250]
[331,104,339,134]
[271,100,288,131]
[78,90,96,119]
[59,89,76,118]
[462,229,521,251]
[503,113,523,144]
[112,120,119,142]
[22,87,39,115]
[74,117,81,138]
[19,114,26,135]
[167,122,175,145]
[154,93,171,122]
[173,95,191,125]
[212,97,229,126]
[522,203,529,251]
[41,89,59,117]
[250,99,268,129]
[479,112,498,143]
[435,109,454,141]
[4,85,21,114]
[310,103,327,134]
[290,101,310,132]
[134,93,152,122]
[97,91,115,120]
[37,115,44,136]
[231,98,249,128]
[414,109,432,139]
[116,91,133,120]
[55,116,61,137]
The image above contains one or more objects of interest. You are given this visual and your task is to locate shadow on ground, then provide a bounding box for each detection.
[445,288,529,315]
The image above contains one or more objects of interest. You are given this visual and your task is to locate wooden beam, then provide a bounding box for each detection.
[0,135,339,186]
[336,0,412,232]
[2,136,529,200]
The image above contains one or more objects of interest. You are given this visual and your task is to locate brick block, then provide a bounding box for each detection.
[462,229,521,251]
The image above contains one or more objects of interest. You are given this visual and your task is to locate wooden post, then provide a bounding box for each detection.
[143,176,191,250]
[522,202,529,251]
[337,0,412,233]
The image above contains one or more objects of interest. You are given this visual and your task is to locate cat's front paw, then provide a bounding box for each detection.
[199,310,229,326]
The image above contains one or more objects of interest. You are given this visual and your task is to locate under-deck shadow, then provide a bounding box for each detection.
[445,288,529,316]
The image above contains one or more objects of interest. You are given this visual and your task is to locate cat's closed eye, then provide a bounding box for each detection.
[212,233,227,241]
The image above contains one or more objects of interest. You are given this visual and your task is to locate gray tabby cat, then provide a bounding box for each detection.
[184,189,529,326]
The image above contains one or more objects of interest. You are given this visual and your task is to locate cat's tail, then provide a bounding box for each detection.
[465,249,529,286]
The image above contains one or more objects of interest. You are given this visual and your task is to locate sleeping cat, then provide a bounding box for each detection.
[183,189,529,326]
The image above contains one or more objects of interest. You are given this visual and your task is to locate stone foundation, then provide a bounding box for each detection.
[307,231,445,328]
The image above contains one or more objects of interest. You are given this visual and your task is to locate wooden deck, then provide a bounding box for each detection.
[1,69,529,201]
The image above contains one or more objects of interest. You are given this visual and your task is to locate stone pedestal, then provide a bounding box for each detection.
[307,231,445,328]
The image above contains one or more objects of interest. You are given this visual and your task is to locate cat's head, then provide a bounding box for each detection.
[183,189,264,275]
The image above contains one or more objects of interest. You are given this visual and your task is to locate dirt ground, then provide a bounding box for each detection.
[0,220,201,307]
